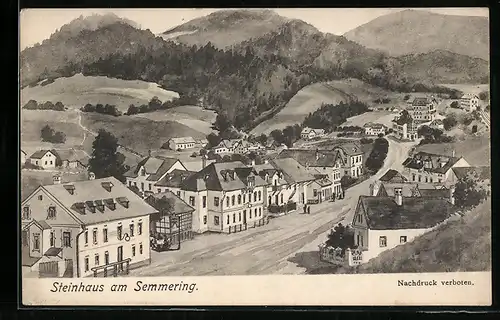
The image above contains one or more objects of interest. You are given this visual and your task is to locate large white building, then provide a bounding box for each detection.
[168,137,197,150]
[301,127,326,140]
[460,93,480,112]
[28,150,59,169]
[392,110,418,141]
[402,151,471,184]
[21,176,157,278]
[408,97,437,122]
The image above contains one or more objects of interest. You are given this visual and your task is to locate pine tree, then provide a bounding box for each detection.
[88,129,129,183]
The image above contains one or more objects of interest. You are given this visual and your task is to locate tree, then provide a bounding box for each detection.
[325,223,355,254]
[454,177,488,210]
[199,148,207,157]
[365,137,389,173]
[443,115,458,131]
[270,129,285,145]
[206,132,221,149]
[40,125,55,142]
[88,129,129,183]
[478,91,488,101]
[212,113,232,132]
[52,131,66,143]
[257,133,268,146]
[450,101,459,109]
[23,99,38,109]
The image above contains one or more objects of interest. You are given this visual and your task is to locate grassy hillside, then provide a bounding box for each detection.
[353,198,491,273]
[81,113,206,153]
[344,9,489,60]
[21,74,179,112]
[162,9,290,49]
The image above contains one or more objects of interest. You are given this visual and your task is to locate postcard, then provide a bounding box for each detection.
[19,7,491,306]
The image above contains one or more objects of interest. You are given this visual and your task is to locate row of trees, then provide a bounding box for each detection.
[417,125,454,145]
[23,100,65,111]
[81,103,121,117]
[365,137,389,174]
[40,125,66,144]
[125,95,197,116]
[302,101,370,132]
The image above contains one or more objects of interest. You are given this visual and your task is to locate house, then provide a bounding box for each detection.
[402,151,471,184]
[176,161,268,234]
[196,139,209,148]
[392,110,418,141]
[363,123,387,136]
[276,149,342,197]
[448,166,491,186]
[233,140,250,154]
[378,169,408,183]
[125,155,188,195]
[429,119,444,130]
[168,137,197,150]
[307,174,334,204]
[301,127,326,140]
[146,191,195,247]
[351,188,458,262]
[213,139,241,154]
[154,169,197,195]
[331,142,364,178]
[21,149,27,165]
[369,180,451,199]
[253,158,316,216]
[21,176,158,278]
[182,157,216,172]
[408,97,437,122]
[28,149,59,169]
[57,149,88,170]
[460,93,480,112]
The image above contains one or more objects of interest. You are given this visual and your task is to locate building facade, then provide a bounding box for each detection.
[28,150,58,169]
[460,93,480,112]
[402,151,471,184]
[168,137,197,150]
[408,97,437,122]
[301,127,326,140]
[393,110,418,141]
[331,143,364,178]
[363,123,387,136]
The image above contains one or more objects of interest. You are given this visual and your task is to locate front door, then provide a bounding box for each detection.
[243,210,247,225]
[117,246,123,271]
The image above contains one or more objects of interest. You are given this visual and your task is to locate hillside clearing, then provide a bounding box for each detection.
[439,84,489,94]
[21,74,179,112]
[342,111,395,128]
[251,79,406,135]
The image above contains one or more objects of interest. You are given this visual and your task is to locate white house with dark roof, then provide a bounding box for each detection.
[460,93,480,112]
[351,188,458,262]
[301,127,326,140]
[176,161,268,234]
[28,149,59,169]
[408,97,437,122]
[393,110,418,141]
[402,151,470,184]
[363,123,387,136]
[168,137,196,150]
[21,176,158,278]
[124,156,187,195]
[21,149,27,165]
[331,142,364,178]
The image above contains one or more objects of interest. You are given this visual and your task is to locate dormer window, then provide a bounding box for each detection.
[22,206,31,220]
[86,201,96,213]
[95,200,105,212]
[63,184,75,195]
[47,206,57,219]
[117,197,130,208]
[247,176,255,188]
[140,167,146,176]
[105,198,116,210]
[101,182,114,192]
[74,203,85,215]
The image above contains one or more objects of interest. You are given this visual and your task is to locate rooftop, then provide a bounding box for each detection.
[169,137,196,144]
[154,169,196,188]
[452,166,491,181]
[276,149,340,168]
[402,151,463,174]
[29,149,58,159]
[357,195,456,230]
[379,169,408,183]
[125,156,182,181]
[146,190,194,216]
[268,158,316,184]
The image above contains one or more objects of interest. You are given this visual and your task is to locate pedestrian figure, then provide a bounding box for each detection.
[307,206,311,215]
[303,204,307,214]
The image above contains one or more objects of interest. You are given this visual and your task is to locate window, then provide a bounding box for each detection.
[227,215,230,225]
[95,254,100,266]
[141,168,145,176]
[93,228,98,244]
[233,213,236,223]
[45,161,47,165]
[400,236,407,244]
[157,188,161,193]
[258,191,262,201]
[189,196,195,206]
[63,232,71,247]
[50,231,55,247]
[418,176,421,182]
[259,208,262,216]
[117,225,122,240]
[149,183,152,191]
[239,212,241,222]
[238,195,242,205]
[430,177,433,183]
[38,195,43,200]
[313,189,318,197]
[104,251,109,265]
[139,243,143,255]
[84,257,89,272]
[132,245,136,257]
[33,233,40,251]
[214,216,220,226]
[138,222,142,235]
[254,192,257,202]
[226,197,230,207]
[379,236,387,247]
[280,194,284,204]
[202,196,207,208]
[243,194,246,203]
[254,208,257,218]
[249,209,252,219]
[130,224,135,237]
[231,195,235,206]
[203,215,207,225]
[47,206,56,219]
[141,182,144,191]
[84,230,88,244]
[103,228,108,243]
[177,191,181,197]
[22,206,31,220]
[214,197,220,207]
[129,181,132,187]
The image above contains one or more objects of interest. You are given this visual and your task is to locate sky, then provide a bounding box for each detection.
[19,7,489,50]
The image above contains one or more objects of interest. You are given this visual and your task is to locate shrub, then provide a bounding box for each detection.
[360,138,373,144]
[443,115,458,131]
[40,125,66,144]
[81,103,121,116]
[365,137,389,173]
[478,91,489,101]
[450,101,460,109]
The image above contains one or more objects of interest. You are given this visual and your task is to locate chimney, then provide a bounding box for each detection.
[394,187,403,206]
[88,171,95,180]
[451,149,456,158]
[449,185,456,205]
[202,155,207,169]
[53,174,61,185]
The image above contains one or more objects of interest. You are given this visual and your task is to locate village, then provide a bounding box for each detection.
[20,91,490,278]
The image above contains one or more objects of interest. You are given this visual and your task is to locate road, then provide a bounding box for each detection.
[129,136,416,276]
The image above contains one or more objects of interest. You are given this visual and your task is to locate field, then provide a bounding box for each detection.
[439,83,489,94]
[133,105,217,135]
[81,113,207,154]
[251,78,407,135]
[21,170,88,201]
[21,74,179,112]
[415,135,491,166]
[341,111,395,128]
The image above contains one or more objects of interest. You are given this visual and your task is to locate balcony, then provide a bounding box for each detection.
[268,201,297,214]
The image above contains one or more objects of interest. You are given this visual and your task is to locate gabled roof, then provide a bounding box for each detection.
[402,152,463,174]
[23,219,52,230]
[276,149,340,167]
[268,158,316,184]
[363,122,386,129]
[169,137,196,144]
[379,169,408,183]
[29,149,58,159]
[452,166,491,181]
[331,142,363,156]
[377,183,420,197]
[146,190,195,216]
[181,161,267,192]
[42,176,158,225]
[154,169,196,188]
[357,195,456,230]
[393,110,414,125]
[57,149,89,165]
[461,93,479,99]
[312,174,333,187]
[412,97,430,106]
[124,156,182,180]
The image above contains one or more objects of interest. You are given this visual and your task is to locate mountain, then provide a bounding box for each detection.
[344,9,489,60]
[161,9,290,49]
[20,14,164,87]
